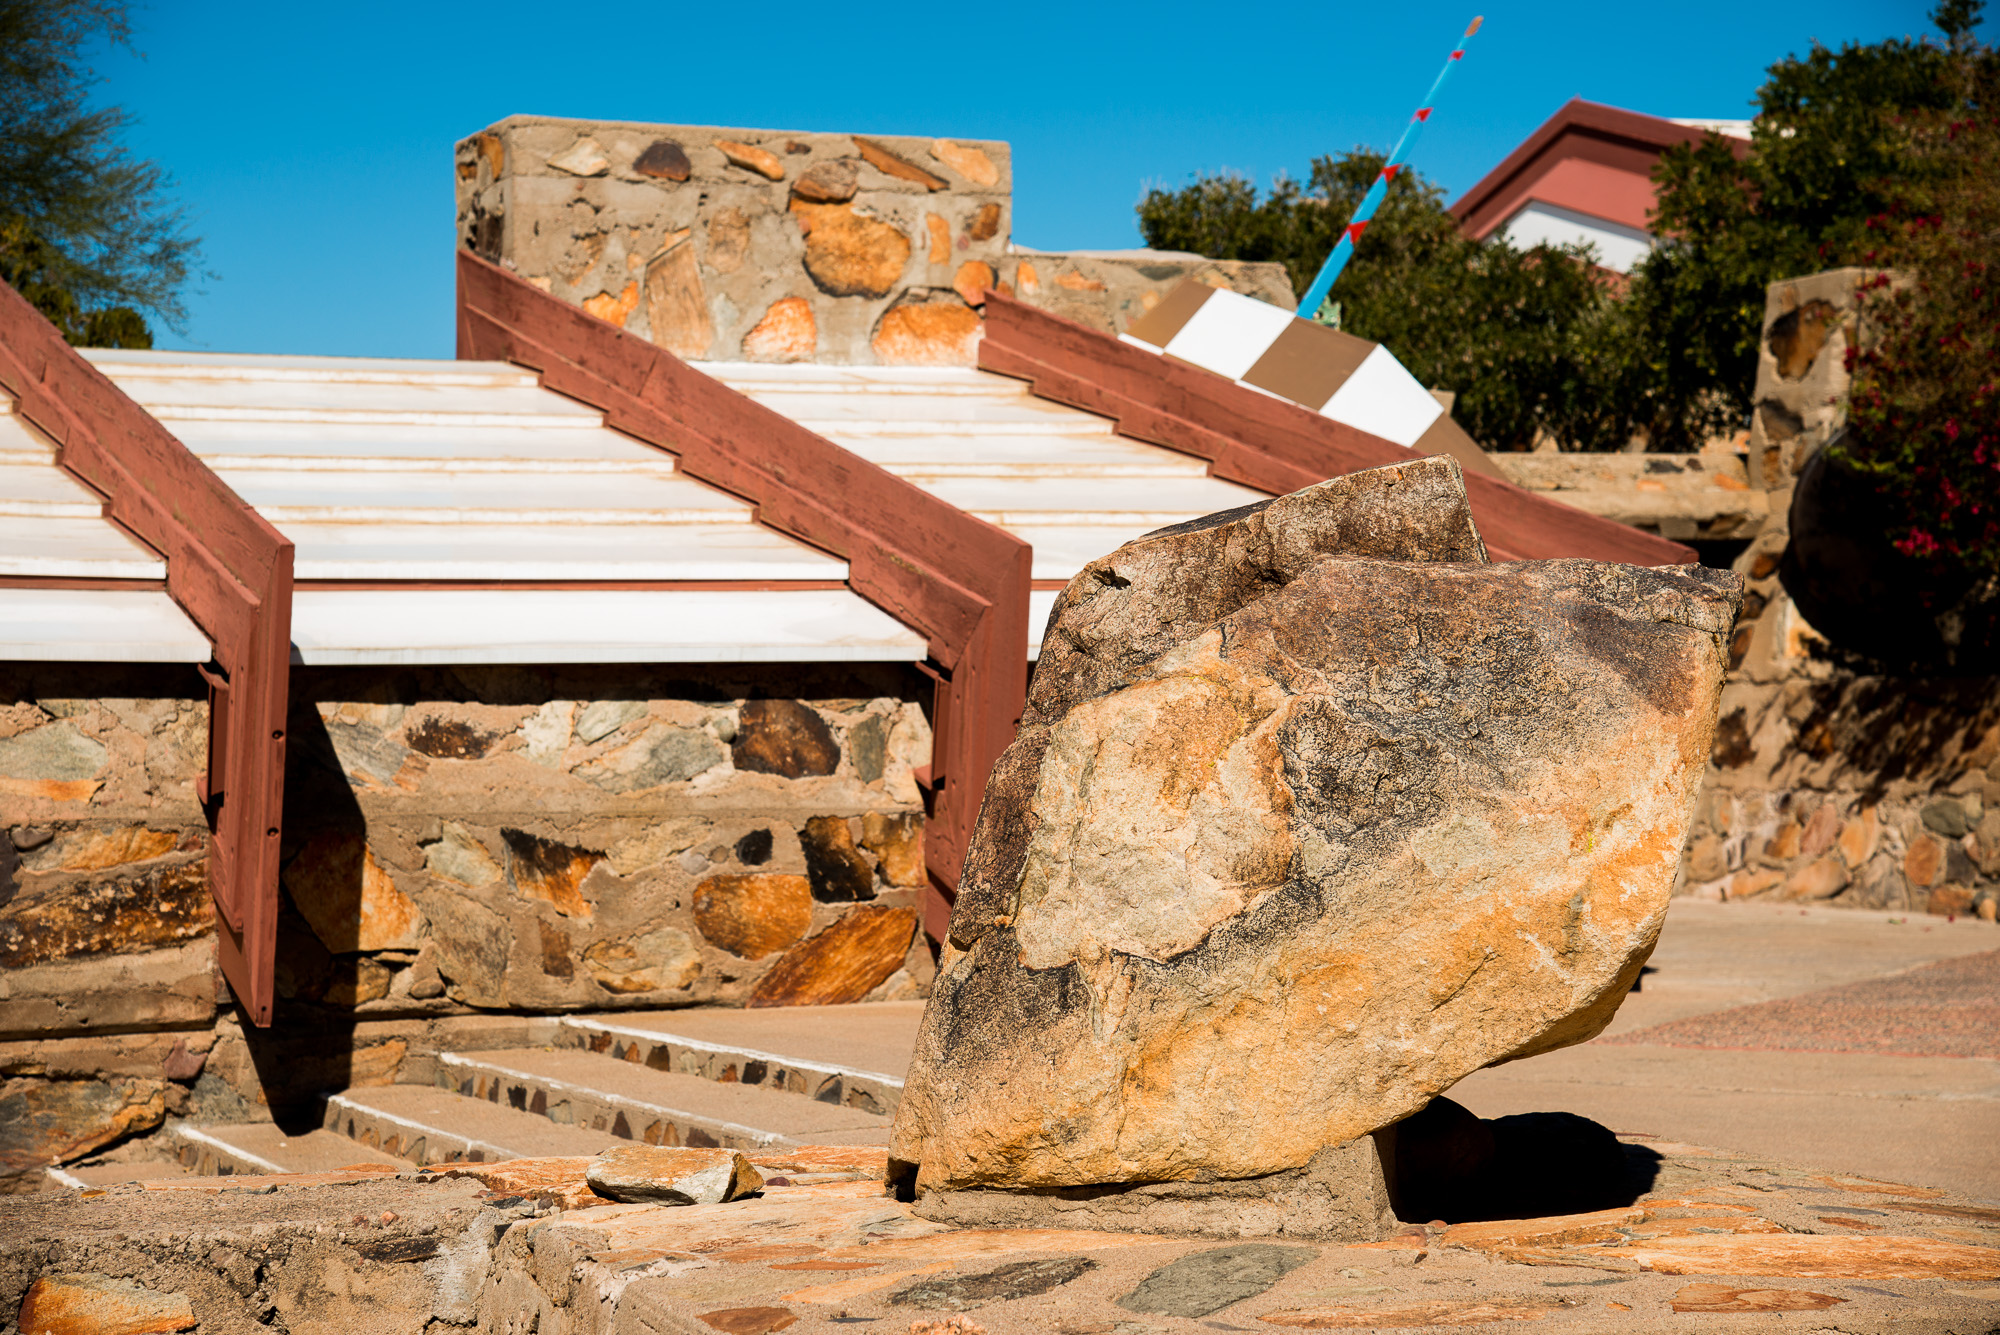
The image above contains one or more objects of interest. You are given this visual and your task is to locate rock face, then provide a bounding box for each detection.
[890,457,1740,1196]
[585,1145,764,1205]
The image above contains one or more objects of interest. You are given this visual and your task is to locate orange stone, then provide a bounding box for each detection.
[1671,1283,1844,1313]
[697,1307,797,1335]
[17,1274,196,1335]
[694,873,813,960]
[1905,834,1943,886]
[852,137,947,190]
[925,213,950,264]
[1928,883,1975,916]
[747,905,918,1007]
[0,776,101,803]
[442,1156,601,1209]
[51,826,178,871]
[793,203,910,299]
[646,242,714,359]
[1056,269,1106,292]
[283,832,424,951]
[930,139,998,187]
[1260,1297,1564,1327]
[582,280,640,328]
[871,301,981,366]
[1781,855,1849,900]
[1837,806,1878,867]
[859,812,924,887]
[953,261,995,307]
[1015,260,1041,295]
[504,829,601,919]
[742,298,817,362]
[968,202,1003,241]
[715,139,785,181]
[1728,867,1784,899]
[1762,819,1801,862]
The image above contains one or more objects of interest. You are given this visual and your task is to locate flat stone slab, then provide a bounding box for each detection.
[6,1138,1997,1333]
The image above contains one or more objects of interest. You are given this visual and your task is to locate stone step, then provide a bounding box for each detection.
[555,1004,916,1116]
[169,1122,417,1177]
[436,1046,893,1152]
[321,1083,620,1166]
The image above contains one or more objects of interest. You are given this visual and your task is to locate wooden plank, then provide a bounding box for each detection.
[0,281,292,1027]
[980,292,1697,567]
[457,251,1031,903]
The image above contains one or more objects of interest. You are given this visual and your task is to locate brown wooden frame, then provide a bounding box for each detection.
[0,283,295,1026]
[978,291,1697,566]
[457,252,1031,936]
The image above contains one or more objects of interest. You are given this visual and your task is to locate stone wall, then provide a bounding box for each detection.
[454,117,1293,365]
[0,661,935,1183]
[1673,269,2000,923]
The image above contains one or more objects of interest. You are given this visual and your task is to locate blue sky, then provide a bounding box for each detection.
[98,1,1954,359]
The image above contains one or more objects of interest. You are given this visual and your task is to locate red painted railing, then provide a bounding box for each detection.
[0,283,294,1026]
[979,290,1697,567]
[457,252,1031,937]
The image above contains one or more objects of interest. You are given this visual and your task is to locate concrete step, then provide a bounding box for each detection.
[555,1002,919,1116]
[322,1083,622,1166]
[169,1122,417,1177]
[436,1046,892,1152]
[45,1160,191,1189]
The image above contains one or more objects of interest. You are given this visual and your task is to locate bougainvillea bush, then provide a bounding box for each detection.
[1835,59,2000,589]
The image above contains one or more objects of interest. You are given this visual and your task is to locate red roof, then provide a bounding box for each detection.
[1451,98,1751,241]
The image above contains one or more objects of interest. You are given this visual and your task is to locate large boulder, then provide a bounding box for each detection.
[891,457,1739,1199]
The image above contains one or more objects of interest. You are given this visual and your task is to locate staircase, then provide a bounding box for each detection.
[45,1003,922,1188]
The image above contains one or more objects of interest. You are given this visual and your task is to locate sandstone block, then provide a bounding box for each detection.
[953,261,994,308]
[716,139,785,181]
[930,139,999,188]
[283,832,424,952]
[853,137,947,191]
[872,301,980,366]
[583,928,701,993]
[732,700,839,777]
[31,825,177,872]
[502,829,603,919]
[742,297,817,362]
[708,207,751,274]
[748,904,918,1007]
[891,459,1739,1195]
[795,204,911,299]
[646,243,715,359]
[800,815,875,902]
[635,139,692,181]
[586,1144,763,1204]
[546,138,609,177]
[694,872,813,958]
[792,159,858,204]
[0,860,211,969]
[17,1273,195,1335]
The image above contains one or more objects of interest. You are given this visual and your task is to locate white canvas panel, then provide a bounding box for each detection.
[1319,344,1446,448]
[0,589,209,662]
[1159,288,1297,382]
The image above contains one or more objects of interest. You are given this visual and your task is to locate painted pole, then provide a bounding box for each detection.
[1295,16,1483,322]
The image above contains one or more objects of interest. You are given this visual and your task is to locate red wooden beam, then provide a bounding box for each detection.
[978,290,1697,567]
[456,252,1030,936]
[0,284,294,1027]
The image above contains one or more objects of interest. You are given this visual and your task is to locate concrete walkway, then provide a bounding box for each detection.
[632,901,1999,1202]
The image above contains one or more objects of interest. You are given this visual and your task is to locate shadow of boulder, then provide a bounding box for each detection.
[1384,1096,1660,1223]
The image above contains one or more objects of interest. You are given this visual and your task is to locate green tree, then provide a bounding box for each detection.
[1628,0,1993,447]
[1138,152,1622,452]
[0,0,200,346]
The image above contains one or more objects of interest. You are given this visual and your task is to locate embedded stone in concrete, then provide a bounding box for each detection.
[925,213,950,263]
[792,159,858,204]
[0,724,107,782]
[17,1273,196,1335]
[423,823,501,888]
[696,1308,798,1335]
[576,699,646,744]
[502,828,603,919]
[582,280,640,327]
[547,137,609,177]
[930,140,999,188]
[853,136,947,191]
[0,1076,172,1185]
[967,202,1002,241]
[953,261,994,307]
[646,243,715,360]
[795,204,911,299]
[1119,1244,1319,1318]
[1260,1296,1571,1327]
[892,462,1740,1196]
[283,831,423,952]
[586,1145,764,1204]
[635,139,692,181]
[583,928,703,994]
[800,815,875,903]
[742,297,817,362]
[859,812,924,887]
[731,700,839,778]
[0,860,210,969]
[693,873,813,959]
[748,904,918,1007]
[716,139,785,181]
[33,826,177,872]
[577,723,724,792]
[708,207,751,275]
[402,715,500,760]
[889,1256,1095,1310]
[872,300,980,365]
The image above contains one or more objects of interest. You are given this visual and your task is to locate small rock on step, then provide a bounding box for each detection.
[587,1145,763,1205]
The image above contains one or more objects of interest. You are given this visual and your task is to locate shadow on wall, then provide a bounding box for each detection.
[237,702,369,1126]
[1383,1096,1661,1224]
